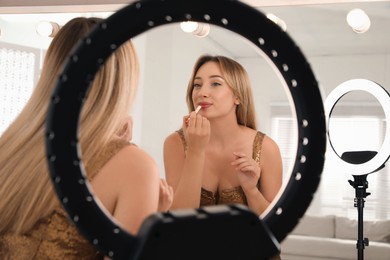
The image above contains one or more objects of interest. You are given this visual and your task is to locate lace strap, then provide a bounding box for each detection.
[176,128,187,153]
[252,131,265,164]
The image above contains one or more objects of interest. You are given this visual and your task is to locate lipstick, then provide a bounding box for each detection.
[185,105,202,127]
[195,105,202,114]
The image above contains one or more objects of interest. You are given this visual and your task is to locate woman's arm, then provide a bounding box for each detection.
[163,112,210,209]
[233,136,283,215]
[259,136,283,200]
[163,133,205,209]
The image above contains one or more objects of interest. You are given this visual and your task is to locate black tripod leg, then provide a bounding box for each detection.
[356,198,365,260]
[349,175,371,260]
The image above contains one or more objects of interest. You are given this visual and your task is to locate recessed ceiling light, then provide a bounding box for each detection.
[346,8,371,34]
[36,21,61,37]
[180,21,210,38]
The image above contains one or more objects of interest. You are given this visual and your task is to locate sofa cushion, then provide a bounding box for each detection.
[292,215,335,238]
[281,234,390,260]
[335,216,390,243]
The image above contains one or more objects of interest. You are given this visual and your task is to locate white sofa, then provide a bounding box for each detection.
[280,214,390,260]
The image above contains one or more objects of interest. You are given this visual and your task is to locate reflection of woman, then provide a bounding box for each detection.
[164,55,283,215]
[164,55,282,259]
[0,17,168,259]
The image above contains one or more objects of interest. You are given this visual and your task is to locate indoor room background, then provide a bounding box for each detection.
[1,0,389,230]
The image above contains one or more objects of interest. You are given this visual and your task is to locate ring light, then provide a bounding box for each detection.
[45,0,326,258]
[325,79,390,175]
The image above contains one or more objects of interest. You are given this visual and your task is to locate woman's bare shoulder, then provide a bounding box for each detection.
[164,131,181,142]
[93,144,159,186]
[115,144,159,175]
[163,131,183,149]
[262,135,280,151]
[260,135,282,165]
[90,144,160,215]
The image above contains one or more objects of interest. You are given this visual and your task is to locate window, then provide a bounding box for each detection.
[0,43,41,136]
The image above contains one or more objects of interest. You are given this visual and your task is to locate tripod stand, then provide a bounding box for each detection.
[342,151,385,260]
[348,174,370,260]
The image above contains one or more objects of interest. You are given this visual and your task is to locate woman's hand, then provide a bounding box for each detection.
[182,111,210,153]
[157,179,174,212]
[231,152,261,192]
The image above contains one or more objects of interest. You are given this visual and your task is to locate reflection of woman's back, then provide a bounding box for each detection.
[0,140,130,259]
[176,129,265,206]
[0,207,101,259]
[0,17,162,259]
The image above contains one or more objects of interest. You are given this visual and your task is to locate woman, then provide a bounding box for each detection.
[164,55,283,216]
[0,17,169,259]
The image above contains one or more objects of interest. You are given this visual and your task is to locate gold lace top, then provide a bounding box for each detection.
[177,130,282,260]
[0,140,131,260]
[176,129,265,206]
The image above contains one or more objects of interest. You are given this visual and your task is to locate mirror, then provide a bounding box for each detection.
[0,12,297,203]
[131,23,296,185]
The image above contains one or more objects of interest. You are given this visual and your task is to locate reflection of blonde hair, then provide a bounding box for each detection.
[186,55,257,129]
[0,17,139,234]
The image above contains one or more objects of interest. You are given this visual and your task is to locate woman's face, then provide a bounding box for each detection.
[191,61,238,119]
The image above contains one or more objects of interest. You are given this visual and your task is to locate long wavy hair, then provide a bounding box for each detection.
[186,55,257,129]
[0,17,139,234]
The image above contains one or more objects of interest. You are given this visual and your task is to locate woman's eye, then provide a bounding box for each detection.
[211,82,221,87]
[193,83,201,88]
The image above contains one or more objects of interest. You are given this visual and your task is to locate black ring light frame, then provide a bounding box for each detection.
[45,0,326,258]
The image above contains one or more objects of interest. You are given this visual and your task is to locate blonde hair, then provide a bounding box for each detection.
[0,17,139,234]
[186,55,257,129]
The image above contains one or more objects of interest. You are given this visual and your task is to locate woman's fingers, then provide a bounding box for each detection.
[231,153,247,166]
[183,113,210,151]
[158,179,174,212]
[231,153,257,172]
[186,113,210,135]
[187,112,201,127]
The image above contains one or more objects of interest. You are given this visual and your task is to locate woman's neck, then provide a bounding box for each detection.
[209,117,242,145]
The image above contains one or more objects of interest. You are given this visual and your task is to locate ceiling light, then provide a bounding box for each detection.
[180,21,198,33]
[36,21,60,37]
[346,8,371,34]
[180,21,210,38]
[266,13,287,31]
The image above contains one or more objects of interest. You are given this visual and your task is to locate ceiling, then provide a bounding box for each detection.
[207,1,390,58]
[0,0,389,58]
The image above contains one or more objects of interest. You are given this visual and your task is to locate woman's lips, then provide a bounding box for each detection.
[198,103,211,109]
